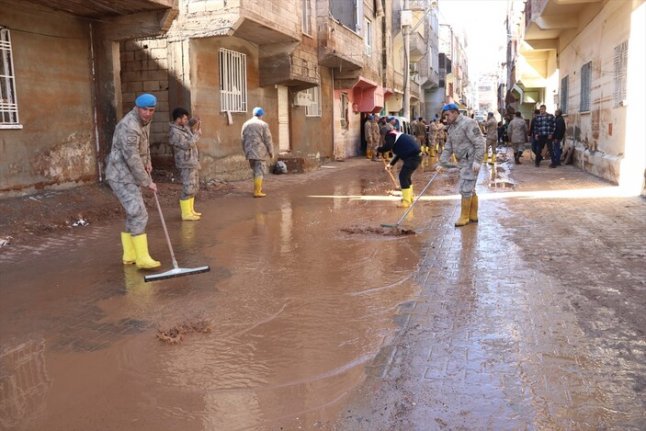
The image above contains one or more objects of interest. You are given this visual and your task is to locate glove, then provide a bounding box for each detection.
[472,161,481,173]
[385,164,393,171]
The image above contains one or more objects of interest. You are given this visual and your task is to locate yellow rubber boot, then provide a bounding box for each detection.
[455,196,472,227]
[469,193,479,223]
[254,177,266,198]
[189,196,202,216]
[121,232,136,265]
[180,199,200,221]
[131,233,161,269]
[366,148,373,159]
[398,187,413,208]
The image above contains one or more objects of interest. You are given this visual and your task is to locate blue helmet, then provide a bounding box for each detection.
[252,107,265,117]
[441,103,459,112]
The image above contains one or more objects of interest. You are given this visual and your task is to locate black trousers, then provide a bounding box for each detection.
[399,154,421,189]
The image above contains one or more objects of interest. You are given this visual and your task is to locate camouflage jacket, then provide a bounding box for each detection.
[169,122,201,169]
[105,107,152,186]
[440,115,485,179]
[241,117,274,160]
[485,118,498,140]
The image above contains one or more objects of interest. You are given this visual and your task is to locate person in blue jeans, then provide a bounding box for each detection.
[532,105,555,167]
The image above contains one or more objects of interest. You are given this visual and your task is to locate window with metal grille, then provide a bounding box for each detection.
[614,41,628,107]
[304,86,321,117]
[1,27,20,128]
[580,61,591,112]
[560,75,568,114]
[219,48,247,112]
[302,0,312,35]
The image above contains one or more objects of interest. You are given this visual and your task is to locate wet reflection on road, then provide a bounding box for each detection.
[0,165,421,430]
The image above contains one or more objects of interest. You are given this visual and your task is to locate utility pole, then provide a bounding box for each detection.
[402,0,411,119]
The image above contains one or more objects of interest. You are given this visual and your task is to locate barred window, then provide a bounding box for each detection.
[560,76,568,114]
[1,27,20,128]
[304,86,321,117]
[614,41,628,107]
[219,48,247,112]
[580,61,591,112]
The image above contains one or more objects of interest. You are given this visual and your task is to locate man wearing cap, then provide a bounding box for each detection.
[105,93,161,269]
[242,107,274,197]
[484,112,498,164]
[437,103,485,227]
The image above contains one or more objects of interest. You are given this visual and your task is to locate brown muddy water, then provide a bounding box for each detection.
[0,163,425,430]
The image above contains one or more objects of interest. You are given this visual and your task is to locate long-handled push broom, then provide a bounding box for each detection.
[380,171,439,233]
[144,192,210,282]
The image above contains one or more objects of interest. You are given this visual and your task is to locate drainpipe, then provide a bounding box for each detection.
[88,23,102,182]
[403,0,411,119]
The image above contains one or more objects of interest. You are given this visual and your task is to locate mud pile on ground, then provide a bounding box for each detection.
[156,319,213,344]
[340,226,415,236]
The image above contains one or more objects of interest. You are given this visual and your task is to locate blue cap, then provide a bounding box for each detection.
[253,107,265,117]
[442,103,459,112]
[135,93,157,108]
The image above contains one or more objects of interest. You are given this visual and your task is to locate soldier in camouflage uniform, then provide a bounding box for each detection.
[438,103,485,227]
[484,112,498,164]
[364,115,376,160]
[242,107,274,197]
[169,107,202,221]
[371,114,381,161]
[105,93,160,269]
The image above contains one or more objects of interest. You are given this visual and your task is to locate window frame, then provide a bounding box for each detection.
[219,48,247,113]
[579,61,592,113]
[613,41,628,107]
[301,0,312,35]
[304,86,321,117]
[364,18,372,54]
[560,75,568,115]
[0,27,21,129]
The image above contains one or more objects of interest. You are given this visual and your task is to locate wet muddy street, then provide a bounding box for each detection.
[1,156,646,430]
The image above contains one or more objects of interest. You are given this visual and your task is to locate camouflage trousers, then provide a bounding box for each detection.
[179,168,199,200]
[108,180,148,235]
[459,177,477,198]
[486,138,497,158]
[249,159,267,178]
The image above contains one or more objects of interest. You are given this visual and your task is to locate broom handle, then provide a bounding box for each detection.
[382,158,399,188]
[154,192,179,269]
[395,171,439,226]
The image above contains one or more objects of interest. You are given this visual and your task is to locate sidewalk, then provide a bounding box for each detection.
[335,152,646,430]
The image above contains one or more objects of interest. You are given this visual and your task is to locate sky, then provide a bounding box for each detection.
[438,0,510,77]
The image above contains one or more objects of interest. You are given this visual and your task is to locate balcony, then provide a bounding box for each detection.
[259,52,319,90]
[26,0,179,39]
[525,0,603,42]
[409,31,427,62]
[318,17,363,71]
[180,0,300,44]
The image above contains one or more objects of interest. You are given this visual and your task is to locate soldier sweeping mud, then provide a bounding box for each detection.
[437,103,485,227]
[105,93,161,269]
[377,130,422,208]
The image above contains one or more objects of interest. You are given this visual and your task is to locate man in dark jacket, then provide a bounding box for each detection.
[377,130,422,208]
[550,109,566,168]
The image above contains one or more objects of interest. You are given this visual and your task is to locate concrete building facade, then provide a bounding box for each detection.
[505,0,645,194]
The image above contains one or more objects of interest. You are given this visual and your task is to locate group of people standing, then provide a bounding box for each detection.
[105,93,274,271]
[504,105,566,168]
